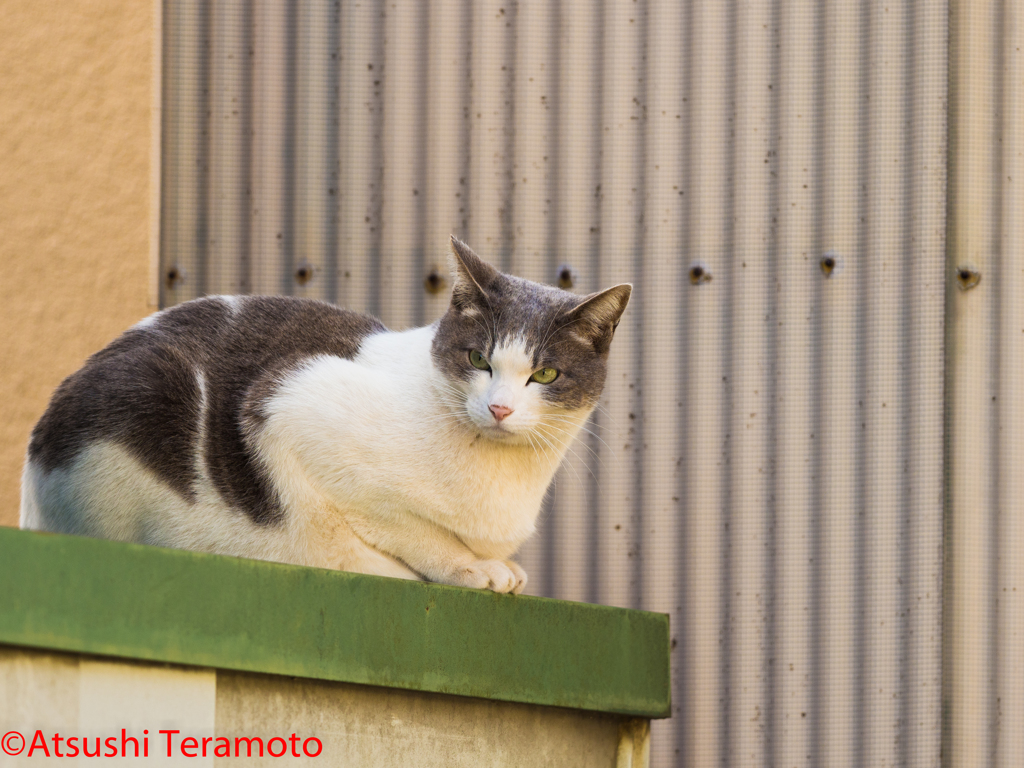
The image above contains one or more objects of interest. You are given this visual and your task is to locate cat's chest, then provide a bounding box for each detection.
[266,353,556,542]
[341,420,552,541]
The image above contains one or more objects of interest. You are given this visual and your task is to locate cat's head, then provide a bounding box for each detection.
[431,236,631,445]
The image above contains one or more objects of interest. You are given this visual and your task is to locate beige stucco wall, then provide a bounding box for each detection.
[0,0,154,526]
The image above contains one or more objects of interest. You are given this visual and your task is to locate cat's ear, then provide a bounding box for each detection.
[563,284,632,352]
[447,236,499,312]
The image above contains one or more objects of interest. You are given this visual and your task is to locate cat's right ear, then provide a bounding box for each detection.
[448,236,499,312]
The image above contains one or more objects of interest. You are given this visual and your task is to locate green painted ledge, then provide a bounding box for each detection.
[0,527,670,718]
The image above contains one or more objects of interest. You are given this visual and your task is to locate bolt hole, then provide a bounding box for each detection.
[424,268,447,294]
[820,251,844,278]
[165,265,186,289]
[689,261,712,285]
[557,264,575,289]
[294,263,315,285]
[956,266,981,291]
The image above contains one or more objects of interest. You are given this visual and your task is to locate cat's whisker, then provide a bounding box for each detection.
[531,428,589,489]
[437,389,472,409]
[418,397,473,429]
[427,407,473,431]
[589,401,626,434]
[557,449,593,489]
[432,379,470,398]
[533,420,600,462]
[536,431,597,487]
[539,424,601,459]
[417,411,461,426]
[536,426,606,478]
[531,427,560,456]
[536,421,593,450]
[537,436,586,490]
[430,397,466,415]
[557,420,605,446]
[551,424,607,451]
[539,415,611,454]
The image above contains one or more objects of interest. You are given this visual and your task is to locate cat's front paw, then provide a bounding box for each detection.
[503,559,528,594]
[447,559,527,594]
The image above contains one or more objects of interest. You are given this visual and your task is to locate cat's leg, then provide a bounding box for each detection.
[333,525,424,581]
[274,485,423,581]
[345,509,527,594]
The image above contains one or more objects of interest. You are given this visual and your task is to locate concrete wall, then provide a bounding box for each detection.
[0,0,155,526]
[0,645,648,767]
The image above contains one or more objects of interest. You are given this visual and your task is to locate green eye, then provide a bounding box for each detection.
[530,367,559,384]
[469,350,491,371]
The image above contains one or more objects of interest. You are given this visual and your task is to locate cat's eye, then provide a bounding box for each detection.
[530,367,559,384]
[469,350,491,371]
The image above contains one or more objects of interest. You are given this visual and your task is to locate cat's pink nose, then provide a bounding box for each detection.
[489,404,513,422]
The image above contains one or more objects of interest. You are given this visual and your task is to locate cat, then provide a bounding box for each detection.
[20,237,631,594]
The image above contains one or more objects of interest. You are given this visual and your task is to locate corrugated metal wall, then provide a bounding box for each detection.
[155,2,1024,766]
[946,2,1024,767]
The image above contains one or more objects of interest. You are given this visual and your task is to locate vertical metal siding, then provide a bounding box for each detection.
[379,1,425,330]
[160,0,206,305]
[773,4,816,767]
[996,6,1024,768]
[549,0,601,607]
[424,0,468,322]
[818,3,862,766]
[948,2,1024,768]
[208,0,250,296]
[728,4,774,766]
[250,0,292,297]
[595,0,644,616]
[159,3,953,766]
[906,4,946,763]
[683,3,727,765]
[294,0,338,304]
[643,1,684,762]
[340,0,383,315]
[864,1,905,765]
[947,2,997,767]
[466,1,512,261]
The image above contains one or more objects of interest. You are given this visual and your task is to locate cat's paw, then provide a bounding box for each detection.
[447,559,526,594]
[504,559,528,595]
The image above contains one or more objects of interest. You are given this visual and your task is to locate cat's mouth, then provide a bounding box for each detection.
[475,421,521,443]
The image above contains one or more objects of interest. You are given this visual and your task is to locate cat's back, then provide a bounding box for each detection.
[22,295,385,536]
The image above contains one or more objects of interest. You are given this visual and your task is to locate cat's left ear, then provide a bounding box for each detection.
[563,284,632,352]
[447,236,500,311]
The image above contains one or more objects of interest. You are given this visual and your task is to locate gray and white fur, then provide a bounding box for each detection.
[20,237,631,593]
